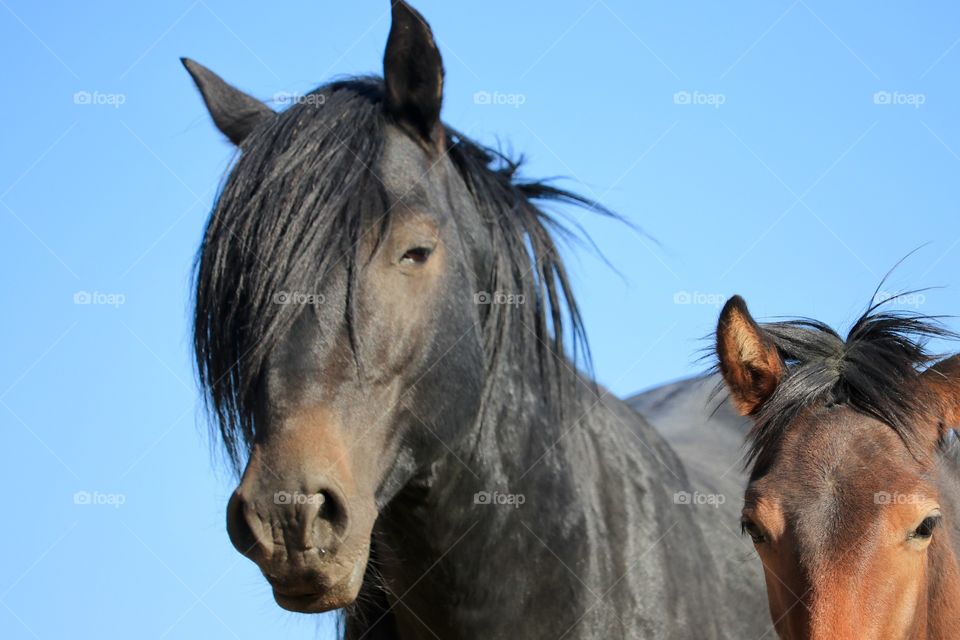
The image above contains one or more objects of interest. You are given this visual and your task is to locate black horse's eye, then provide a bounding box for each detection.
[400,247,432,265]
[911,515,941,540]
[741,519,766,544]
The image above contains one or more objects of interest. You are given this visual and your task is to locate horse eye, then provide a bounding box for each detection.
[400,247,432,265]
[911,515,942,540]
[741,519,766,544]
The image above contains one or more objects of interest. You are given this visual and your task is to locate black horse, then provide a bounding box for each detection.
[186,2,767,637]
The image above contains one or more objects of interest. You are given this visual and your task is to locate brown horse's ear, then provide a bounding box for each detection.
[181,58,274,146]
[716,295,786,416]
[923,355,960,428]
[383,0,445,151]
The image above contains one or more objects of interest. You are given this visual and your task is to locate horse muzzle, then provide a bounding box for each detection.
[225,471,374,612]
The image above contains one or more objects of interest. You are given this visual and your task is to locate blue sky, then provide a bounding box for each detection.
[1,1,959,638]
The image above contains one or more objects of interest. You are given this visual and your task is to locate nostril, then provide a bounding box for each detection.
[318,489,347,531]
[304,487,349,551]
[226,492,271,559]
[317,490,336,522]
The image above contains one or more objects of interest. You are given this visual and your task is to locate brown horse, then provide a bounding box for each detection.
[715,294,960,639]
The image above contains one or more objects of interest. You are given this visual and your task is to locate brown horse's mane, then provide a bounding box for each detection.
[728,295,958,479]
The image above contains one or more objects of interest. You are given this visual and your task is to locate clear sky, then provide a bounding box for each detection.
[2,1,959,638]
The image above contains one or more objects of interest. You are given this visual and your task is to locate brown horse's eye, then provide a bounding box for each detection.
[400,247,432,265]
[911,515,942,540]
[741,519,766,544]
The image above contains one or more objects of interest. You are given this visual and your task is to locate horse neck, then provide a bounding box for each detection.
[394,359,610,529]
[360,365,599,633]
[362,361,709,638]
[463,357,651,489]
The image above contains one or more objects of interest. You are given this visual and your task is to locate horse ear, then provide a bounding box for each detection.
[181,58,274,146]
[383,0,445,149]
[716,296,786,416]
[923,355,960,428]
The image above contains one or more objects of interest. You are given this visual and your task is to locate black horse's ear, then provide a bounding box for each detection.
[181,57,274,146]
[383,1,445,149]
[716,296,786,416]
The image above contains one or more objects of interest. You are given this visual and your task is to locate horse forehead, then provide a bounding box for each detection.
[779,409,912,484]
[764,411,924,549]
[379,127,438,200]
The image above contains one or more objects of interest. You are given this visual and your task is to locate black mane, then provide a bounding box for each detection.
[193,77,611,469]
[737,299,956,476]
